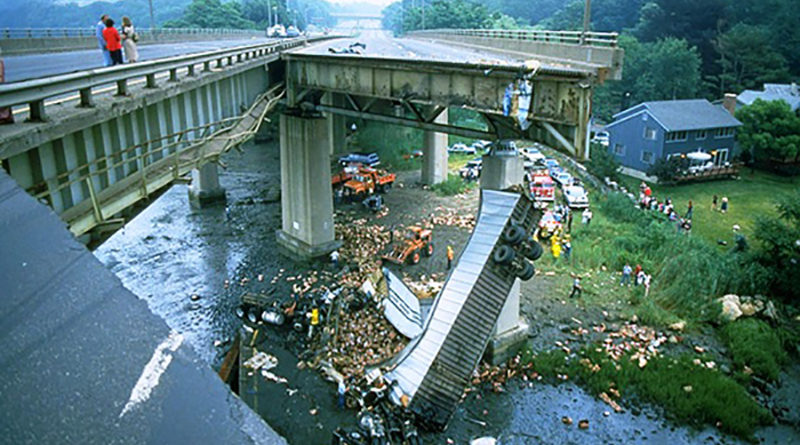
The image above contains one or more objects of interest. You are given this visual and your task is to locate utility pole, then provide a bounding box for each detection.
[581,0,591,44]
[421,0,425,30]
[267,0,272,28]
[148,0,156,30]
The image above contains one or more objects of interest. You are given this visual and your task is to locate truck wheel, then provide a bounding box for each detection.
[517,261,535,281]
[503,224,526,245]
[410,251,421,265]
[493,245,515,265]
[385,183,392,191]
[424,243,434,257]
[526,241,544,261]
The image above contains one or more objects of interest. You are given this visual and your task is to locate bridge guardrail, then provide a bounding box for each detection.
[409,29,618,48]
[0,27,265,40]
[0,36,332,121]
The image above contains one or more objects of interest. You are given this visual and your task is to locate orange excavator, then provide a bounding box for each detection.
[382,226,434,265]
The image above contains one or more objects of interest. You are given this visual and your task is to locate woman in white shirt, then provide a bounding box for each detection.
[121,16,139,63]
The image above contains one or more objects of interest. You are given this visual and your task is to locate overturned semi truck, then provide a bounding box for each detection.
[383,189,543,430]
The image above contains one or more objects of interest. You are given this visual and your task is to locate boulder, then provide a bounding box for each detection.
[740,302,758,317]
[669,321,686,331]
[763,300,779,322]
[718,294,742,322]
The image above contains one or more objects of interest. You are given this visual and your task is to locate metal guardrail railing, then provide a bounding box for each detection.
[410,29,619,48]
[0,27,265,39]
[0,36,328,121]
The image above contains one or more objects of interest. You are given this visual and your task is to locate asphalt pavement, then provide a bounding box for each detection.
[2,37,273,82]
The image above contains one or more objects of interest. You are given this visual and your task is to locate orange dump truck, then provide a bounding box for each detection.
[344,167,396,197]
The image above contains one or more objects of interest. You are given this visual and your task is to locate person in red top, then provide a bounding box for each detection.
[102,18,124,65]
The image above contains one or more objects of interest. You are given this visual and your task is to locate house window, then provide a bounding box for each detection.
[696,130,707,140]
[644,127,657,140]
[641,151,654,164]
[665,131,688,142]
[613,143,625,156]
[715,128,735,138]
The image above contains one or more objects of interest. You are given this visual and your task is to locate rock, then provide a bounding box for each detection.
[669,321,686,331]
[561,416,573,425]
[683,385,693,393]
[718,294,742,322]
[470,438,497,445]
[578,419,589,429]
[190,294,201,301]
[740,302,758,317]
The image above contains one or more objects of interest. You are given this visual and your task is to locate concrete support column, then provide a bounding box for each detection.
[422,108,448,185]
[481,150,527,364]
[480,149,524,191]
[486,280,529,364]
[188,162,226,208]
[275,112,341,259]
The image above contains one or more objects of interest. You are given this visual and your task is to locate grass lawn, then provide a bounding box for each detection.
[637,170,798,245]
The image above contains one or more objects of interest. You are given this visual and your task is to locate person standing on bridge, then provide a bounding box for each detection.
[103,18,124,66]
[96,14,112,67]
[121,16,139,63]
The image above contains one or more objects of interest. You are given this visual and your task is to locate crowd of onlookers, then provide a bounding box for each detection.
[96,14,139,67]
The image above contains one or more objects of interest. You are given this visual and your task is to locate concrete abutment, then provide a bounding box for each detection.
[421,109,449,185]
[188,163,226,208]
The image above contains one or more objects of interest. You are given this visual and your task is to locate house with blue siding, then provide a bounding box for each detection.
[605,99,742,177]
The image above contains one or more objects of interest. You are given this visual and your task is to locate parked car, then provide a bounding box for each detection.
[523,147,546,164]
[592,131,610,146]
[448,143,475,155]
[543,158,559,169]
[459,158,482,178]
[563,185,589,208]
[286,26,301,37]
[552,171,573,188]
[471,140,492,153]
[267,24,287,38]
[339,152,380,166]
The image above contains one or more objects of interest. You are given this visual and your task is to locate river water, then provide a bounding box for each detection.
[94,139,799,444]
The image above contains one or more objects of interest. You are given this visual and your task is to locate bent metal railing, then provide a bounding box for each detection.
[0,36,330,121]
[0,27,264,39]
[409,28,618,48]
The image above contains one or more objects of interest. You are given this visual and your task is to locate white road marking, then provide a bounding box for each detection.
[119,331,184,418]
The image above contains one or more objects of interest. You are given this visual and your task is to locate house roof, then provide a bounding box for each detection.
[610,99,742,132]
[738,83,800,112]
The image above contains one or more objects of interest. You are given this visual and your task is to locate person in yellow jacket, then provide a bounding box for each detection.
[551,232,561,259]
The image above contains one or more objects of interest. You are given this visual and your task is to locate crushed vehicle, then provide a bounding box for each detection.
[563,185,589,209]
[382,227,433,265]
[447,142,475,155]
[329,42,367,55]
[332,163,361,187]
[459,158,482,179]
[236,291,285,326]
[344,167,396,199]
[339,152,380,166]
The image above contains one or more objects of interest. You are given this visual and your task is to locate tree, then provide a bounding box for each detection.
[164,0,255,29]
[713,24,790,94]
[647,156,680,182]
[541,0,645,32]
[735,99,800,162]
[753,190,800,302]
[586,142,621,182]
[383,0,492,34]
[591,35,702,121]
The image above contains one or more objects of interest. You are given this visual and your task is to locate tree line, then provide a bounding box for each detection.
[163,0,335,30]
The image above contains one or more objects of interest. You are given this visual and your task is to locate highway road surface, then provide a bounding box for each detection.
[2,37,274,83]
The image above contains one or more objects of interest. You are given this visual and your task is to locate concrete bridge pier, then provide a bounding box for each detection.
[481,150,528,364]
[275,111,341,259]
[188,163,226,208]
[421,108,449,185]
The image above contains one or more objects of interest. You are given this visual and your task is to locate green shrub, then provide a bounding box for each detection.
[524,346,773,440]
[430,174,472,196]
[722,318,787,381]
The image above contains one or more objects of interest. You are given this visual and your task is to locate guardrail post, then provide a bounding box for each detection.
[216,58,223,68]
[116,79,128,96]
[146,73,157,88]
[188,64,196,76]
[204,61,211,72]
[227,55,233,65]
[169,68,178,82]
[28,100,46,122]
[79,88,94,107]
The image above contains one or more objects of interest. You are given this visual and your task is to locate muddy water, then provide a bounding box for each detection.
[94,140,799,444]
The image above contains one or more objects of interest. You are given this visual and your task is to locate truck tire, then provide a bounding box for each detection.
[526,241,544,261]
[424,242,434,257]
[410,251,421,265]
[517,261,535,280]
[503,224,526,245]
[493,245,515,265]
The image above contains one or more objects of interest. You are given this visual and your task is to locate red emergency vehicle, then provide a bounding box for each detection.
[529,171,555,202]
